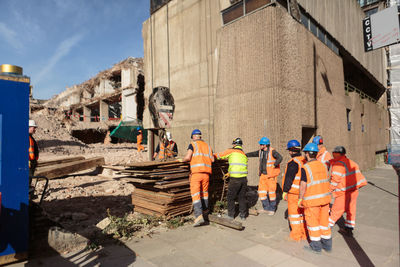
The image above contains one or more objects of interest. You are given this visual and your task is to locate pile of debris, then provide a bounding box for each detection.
[103,160,229,218]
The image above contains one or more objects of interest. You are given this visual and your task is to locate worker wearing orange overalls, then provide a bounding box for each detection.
[312,135,332,167]
[282,139,307,241]
[153,132,178,161]
[136,127,144,152]
[299,143,332,253]
[29,119,39,177]
[246,137,282,215]
[181,129,214,227]
[328,146,367,236]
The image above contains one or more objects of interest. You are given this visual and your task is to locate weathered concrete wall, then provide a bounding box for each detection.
[297,0,387,85]
[143,0,221,148]
[143,1,389,182]
[216,5,389,185]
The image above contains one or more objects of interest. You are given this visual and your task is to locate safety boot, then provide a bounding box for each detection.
[193,214,205,227]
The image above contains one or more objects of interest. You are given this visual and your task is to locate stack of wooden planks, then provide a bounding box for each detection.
[105,160,229,218]
[35,156,105,179]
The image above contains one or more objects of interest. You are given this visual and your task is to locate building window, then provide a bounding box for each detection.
[317,28,326,43]
[222,1,244,24]
[221,0,273,25]
[347,109,352,131]
[300,12,309,29]
[310,20,317,36]
[365,7,378,17]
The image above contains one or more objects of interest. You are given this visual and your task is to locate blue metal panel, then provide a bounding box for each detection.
[0,78,30,259]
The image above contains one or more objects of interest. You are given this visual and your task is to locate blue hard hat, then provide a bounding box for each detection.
[258,137,270,145]
[287,139,301,150]
[191,129,202,136]
[303,143,319,152]
[312,135,323,145]
[136,127,141,131]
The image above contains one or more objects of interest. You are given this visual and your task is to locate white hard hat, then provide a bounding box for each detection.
[29,119,37,128]
[166,132,172,141]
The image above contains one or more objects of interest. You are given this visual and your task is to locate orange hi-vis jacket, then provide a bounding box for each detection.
[190,140,213,174]
[302,160,331,208]
[137,131,143,143]
[159,141,176,159]
[29,135,39,161]
[317,146,331,165]
[330,155,367,198]
[282,156,306,195]
[260,147,280,178]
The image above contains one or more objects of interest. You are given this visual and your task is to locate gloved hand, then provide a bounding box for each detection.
[282,192,287,201]
[29,161,31,169]
[298,198,303,208]
[177,158,183,163]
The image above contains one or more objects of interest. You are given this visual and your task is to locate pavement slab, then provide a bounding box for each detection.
[9,165,399,266]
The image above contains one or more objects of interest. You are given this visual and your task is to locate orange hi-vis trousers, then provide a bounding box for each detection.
[287,193,307,241]
[190,173,210,217]
[304,204,331,242]
[258,174,277,201]
[137,140,144,152]
[329,190,359,229]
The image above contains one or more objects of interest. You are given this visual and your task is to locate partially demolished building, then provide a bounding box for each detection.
[46,57,144,126]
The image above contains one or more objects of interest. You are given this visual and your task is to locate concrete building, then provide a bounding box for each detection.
[46,57,144,126]
[142,0,389,183]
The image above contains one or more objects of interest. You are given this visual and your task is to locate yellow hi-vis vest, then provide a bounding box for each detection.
[215,146,248,178]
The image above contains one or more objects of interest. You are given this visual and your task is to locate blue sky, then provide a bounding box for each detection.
[0,0,149,99]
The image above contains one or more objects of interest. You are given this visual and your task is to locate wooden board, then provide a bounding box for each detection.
[35,157,105,179]
[120,178,158,184]
[37,156,85,167]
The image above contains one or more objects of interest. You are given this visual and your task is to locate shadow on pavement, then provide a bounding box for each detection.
[337,217,375,267]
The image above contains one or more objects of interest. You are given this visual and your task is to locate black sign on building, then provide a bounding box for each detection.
[363,17,373,52]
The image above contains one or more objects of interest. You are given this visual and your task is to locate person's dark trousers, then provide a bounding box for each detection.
[227,177,248,218]
[261,195,276,211]
[29,160,37,184]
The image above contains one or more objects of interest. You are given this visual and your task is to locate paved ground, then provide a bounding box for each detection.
[12,165,399,266]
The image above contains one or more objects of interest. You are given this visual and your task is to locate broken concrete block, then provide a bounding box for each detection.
[96,217,111,230]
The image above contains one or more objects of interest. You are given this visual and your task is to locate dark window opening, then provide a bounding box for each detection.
[110,71,122,89]
[347,109,352,131]
[302,127,316,148]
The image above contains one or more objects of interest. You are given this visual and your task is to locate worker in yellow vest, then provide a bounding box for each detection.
[214,138,248,221]
[246,137,282,215]
[282,139,307,241]
[299,143,332,253]
[181,129,214,227]
[329,146,367,236]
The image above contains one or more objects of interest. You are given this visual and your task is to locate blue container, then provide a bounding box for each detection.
[0,75,30,263]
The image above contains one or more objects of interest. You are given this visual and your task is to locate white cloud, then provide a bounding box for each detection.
[35,33,84,84]
[0,22,24,50]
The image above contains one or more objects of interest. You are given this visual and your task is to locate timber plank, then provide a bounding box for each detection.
[35,157,105,179]
[37,156,85,167]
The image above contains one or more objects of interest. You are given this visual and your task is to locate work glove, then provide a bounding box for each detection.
[29,161,31,169]
[298,198,303,208]
[282,192,287,201]
[176,158,183,163]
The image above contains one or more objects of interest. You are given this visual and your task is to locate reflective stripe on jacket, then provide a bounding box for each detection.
[283,156,306,195]
[259,147,280,177]
[159,141,175,159]
[317,146,332,165]
[330,156,367,197]
[215,146,248,178]
[190,140,213,174]
[302,160,331,207]
[29,135,38,161]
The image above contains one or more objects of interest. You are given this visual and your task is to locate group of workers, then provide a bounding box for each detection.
[28,119,367,254]
[181,129,367,254]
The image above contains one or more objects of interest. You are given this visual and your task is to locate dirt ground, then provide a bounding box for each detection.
[31,108,154,244]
